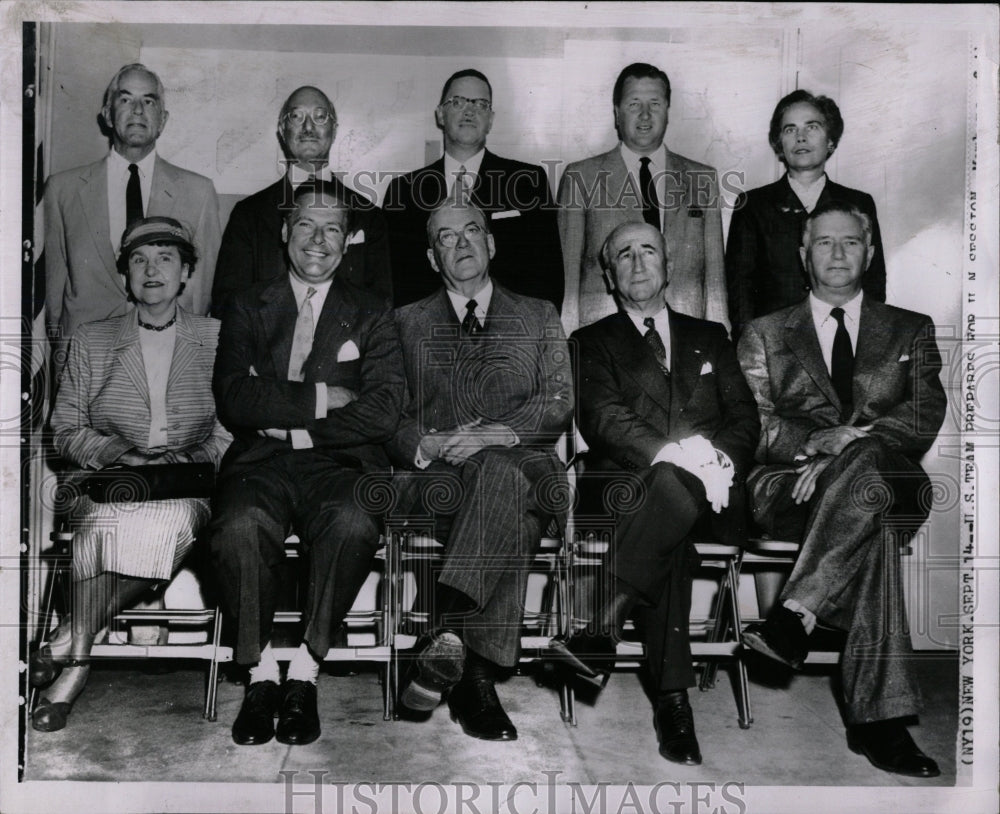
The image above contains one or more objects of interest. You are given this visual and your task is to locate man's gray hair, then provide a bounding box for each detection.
[801,200,873,248]
[102,63,166,111]
[598,220,667,273]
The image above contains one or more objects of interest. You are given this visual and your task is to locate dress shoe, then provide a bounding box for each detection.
[232,680,281,745]
[29,645,63,688]
[848,720,940,778]
[654,690,702,765]
[400,629,465,712]
[448,676,517,741]
[546,633,616,688]
[32,696,74,732]
[742,604,809,670]
[276,679,321,745]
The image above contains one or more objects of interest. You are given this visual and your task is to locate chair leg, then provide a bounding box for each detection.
[725,558,752,728]
[699,561,730,692]
[204,607,222,722]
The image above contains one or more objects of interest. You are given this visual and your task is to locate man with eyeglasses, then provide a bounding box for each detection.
[558,63,727,334]
[213,85,392,313]
[45,63,221,345]
[384,69,563,311]
[388,195,572,742]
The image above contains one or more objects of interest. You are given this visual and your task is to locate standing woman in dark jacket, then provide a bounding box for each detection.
[725,90,886,338]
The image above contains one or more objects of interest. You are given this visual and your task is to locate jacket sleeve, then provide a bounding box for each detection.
[211,199,254,317]
[861,194,887,303]
[43,177,68,336]
[50,327,133,469]
[724,191,755,340]
[557,165,587,334]
[184,178,222,316]
[700,169,729,331]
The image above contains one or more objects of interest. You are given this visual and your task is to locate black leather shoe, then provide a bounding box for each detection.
[232,680,281,745]
[654,690,702,765]
[848,720,940,778]
[29,645,63,688]
[448,677,517,741]
[32,696,74,732]
[546,633,616,688]
[400,629,465,712]
[742,605,809,670]
[276,679,321,745]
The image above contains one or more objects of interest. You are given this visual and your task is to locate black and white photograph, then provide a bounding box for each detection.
[0,3,997,813]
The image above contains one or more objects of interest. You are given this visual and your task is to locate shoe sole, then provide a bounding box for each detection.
[847,742,941,778]
[400,633,464,712]
[448,709,518,741]
[742,630,805,671]
[276,728,320,746]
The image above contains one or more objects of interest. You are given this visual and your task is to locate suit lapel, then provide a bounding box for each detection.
[606,149,642,220]
[853,299,895,412]
[111,313,149,407]
[609,313,673,418]
[166,308,202,394]
[661,148,687,240]
[783,300,841,408]
[774,175,808,216]
[148,156,179,217]
[76,158,118,279]
[667,311,701,410]
[259,279,298,379]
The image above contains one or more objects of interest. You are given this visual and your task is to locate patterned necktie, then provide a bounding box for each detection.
[126,163,143,226]
[643,317,668,373]
[462,299,482,338]
[287,287,316,381]
[639,156,660,229]
[830,307,854,414]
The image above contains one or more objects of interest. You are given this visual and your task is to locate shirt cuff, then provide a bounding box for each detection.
[315,383,327,419]
[290,429,314,449]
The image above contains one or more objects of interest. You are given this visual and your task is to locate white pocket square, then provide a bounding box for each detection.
[346,229,365,246]
[491,210,520,220]
[700,361,713,375]
[337,340,360,362]
[898,353,910,362]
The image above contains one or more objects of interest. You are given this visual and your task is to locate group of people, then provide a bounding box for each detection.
[31,59,945,781]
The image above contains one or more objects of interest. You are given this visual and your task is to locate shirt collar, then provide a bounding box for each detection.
[446,278,493,323]
[809,289,863,326]
[625,304,670,336]
[443,149,486,184]
[620,142,666,175]
[287,163,333,188]
[109,147,156,176]
[288,273,333,307]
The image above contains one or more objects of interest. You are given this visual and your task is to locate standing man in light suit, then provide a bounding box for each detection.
[737,200,945,778]
[558,62,727,333]
[44,63,221,344]
[210,181,404,747]
[384,68,563,311]
[213,85,392,312]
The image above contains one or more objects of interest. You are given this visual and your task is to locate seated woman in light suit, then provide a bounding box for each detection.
[725,89,886,338]
[32,217,231,732]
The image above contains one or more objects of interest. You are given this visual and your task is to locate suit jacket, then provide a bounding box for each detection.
[44,155,222,339]
[51,308,231,471]
[213,275,404,474]
[383,150,564,310]
[736,297,945,466]
[388,283,573,466]
[574,308,759,544]
[557,146,727,333]
[212,175,392,314]
[725,175,886,338]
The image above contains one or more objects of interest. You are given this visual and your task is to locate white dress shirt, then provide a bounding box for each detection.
[788,173,827,213]
[138,322,176,449]
[446,278,493,329]
[809,290,862,375]
[107,149,156,254]
[443,148,485,196]
[288,163,334,188]
[620,142,668,230]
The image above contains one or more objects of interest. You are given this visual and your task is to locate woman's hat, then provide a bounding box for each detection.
[120,216,194,258]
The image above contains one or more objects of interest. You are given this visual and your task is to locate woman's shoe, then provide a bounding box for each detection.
[32,696,73,732]
[29,645,63,687]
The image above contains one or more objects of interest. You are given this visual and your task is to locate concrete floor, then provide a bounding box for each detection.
[24,654,957,791]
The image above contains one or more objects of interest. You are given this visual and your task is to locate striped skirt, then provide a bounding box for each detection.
[68,496,211,582]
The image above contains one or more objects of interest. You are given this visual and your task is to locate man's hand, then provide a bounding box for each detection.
[257,428,288,440]
[791,455,835,504]
[800,425,873,457]
[653,434,734,513]
[114,450,173,466]
[438,422,518,465]
[326,386,358,409]
[695,461,734,513]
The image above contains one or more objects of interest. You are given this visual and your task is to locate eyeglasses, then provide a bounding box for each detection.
[282,108,334,127]
[440,95,492,112]
[435,223,486,247]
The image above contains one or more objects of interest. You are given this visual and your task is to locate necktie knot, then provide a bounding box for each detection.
[462,299,482,338]
[830,306,846,326]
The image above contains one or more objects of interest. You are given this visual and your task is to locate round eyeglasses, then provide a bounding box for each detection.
[440,95,492,112]
[282,108,334,127]
[435,223,486,247]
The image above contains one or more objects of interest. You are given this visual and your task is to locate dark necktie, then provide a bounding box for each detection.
[830,307,854,415]
[639,156,660,229]
[462,299,482,338]
[643,317,668,373]
[126,163,143,226]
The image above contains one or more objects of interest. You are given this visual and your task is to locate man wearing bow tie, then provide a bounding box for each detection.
[550,220,758,765]
[213,85,392,312]
[389,195,572,742]
[209,181,404,747]
[384,69,563,310]
[737,200,946,778]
